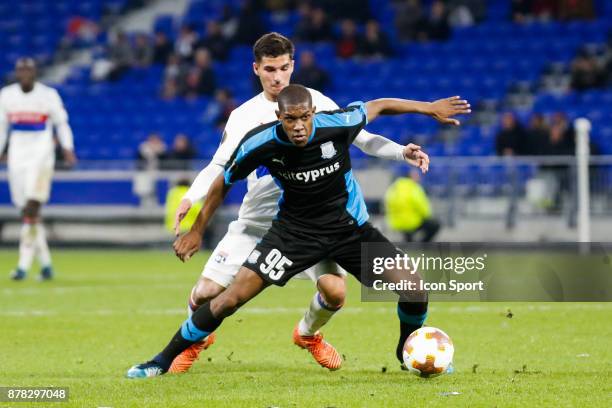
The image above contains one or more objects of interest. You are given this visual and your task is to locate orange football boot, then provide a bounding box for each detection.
[168,333,216,373]
[293,326,342,370]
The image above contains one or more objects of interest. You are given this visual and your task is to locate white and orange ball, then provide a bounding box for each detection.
[402,327,454,378]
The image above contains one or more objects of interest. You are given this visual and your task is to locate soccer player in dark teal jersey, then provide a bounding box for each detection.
[127,85,470,378]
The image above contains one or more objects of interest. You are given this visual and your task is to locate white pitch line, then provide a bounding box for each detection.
[0,307,367,317]
[1,283,189,296]
[0,304,609,318]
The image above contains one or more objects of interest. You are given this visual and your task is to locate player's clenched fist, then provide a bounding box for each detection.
[403,143,430,173]
[173,230,202,262]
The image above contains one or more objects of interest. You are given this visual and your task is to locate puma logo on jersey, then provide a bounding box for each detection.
[277,161,341,183]
[271,157,286,166]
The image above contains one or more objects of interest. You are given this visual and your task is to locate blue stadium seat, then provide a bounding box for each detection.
[3,0,606,162]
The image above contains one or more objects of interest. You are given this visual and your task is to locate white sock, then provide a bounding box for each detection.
[17,223,36,271]
[35,223,52,268]
[298,292,341,336]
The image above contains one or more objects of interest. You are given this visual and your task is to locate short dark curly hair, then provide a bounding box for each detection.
[278,84,312,111]
[252,32,295,62]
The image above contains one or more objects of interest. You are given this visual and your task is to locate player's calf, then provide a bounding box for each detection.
[13,209,38,278]
[317,274,346,309]
[209,288,244,319]
[297,290,343,337]
[209,267,267,318]
[293,275,345,370]
[127,268,268,377]
[190,277,226,315]
[167,278,226,373]
[296,273,345,336]
[19,200,54,281]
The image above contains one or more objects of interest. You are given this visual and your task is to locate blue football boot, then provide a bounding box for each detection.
[39,266,54,281]
[126,361,166,379]
[10,268,27,281]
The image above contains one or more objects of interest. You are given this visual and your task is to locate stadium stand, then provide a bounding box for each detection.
[0,0,610,213]
[0,0,129,75]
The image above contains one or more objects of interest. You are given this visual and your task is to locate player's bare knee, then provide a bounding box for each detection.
[192,278,225,305]
[317,274,346,308]
[22,200,41,221]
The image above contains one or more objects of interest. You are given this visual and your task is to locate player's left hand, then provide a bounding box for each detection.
[63,149,78,167]
[403,143,429,173]
[174,198,193,236]
[173,230,202,262]
[429,96,471,126]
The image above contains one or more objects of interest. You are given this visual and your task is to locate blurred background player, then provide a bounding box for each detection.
[168,32,464,373]
[384,169,440,242]
[0,58,76,281]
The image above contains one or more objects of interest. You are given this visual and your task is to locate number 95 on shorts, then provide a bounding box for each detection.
[244,241,322,286]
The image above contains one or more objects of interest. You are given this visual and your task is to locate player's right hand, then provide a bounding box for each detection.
[63,149,78,167]
[429,96,471,126]
[173,230,202,262]
[174,198,193,236]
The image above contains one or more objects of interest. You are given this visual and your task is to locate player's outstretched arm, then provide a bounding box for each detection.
[352,132,430,173]
[173,174,231,262]
[365,96,470,125]
[353,96,470,161]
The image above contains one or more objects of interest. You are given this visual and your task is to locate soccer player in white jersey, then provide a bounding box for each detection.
[167,33,468,372]
[0,58,76,281]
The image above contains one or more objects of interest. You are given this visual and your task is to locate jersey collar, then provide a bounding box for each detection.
[307,120,316,144]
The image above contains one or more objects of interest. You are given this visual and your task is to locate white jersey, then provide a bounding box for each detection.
[184,88,405,229]
[0,82,74,207]
[0,82,73,168]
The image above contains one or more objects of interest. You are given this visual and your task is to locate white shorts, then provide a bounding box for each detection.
[8,157,54,209]
[202,220,346,288]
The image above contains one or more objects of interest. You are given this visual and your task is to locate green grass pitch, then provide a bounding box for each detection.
[0,250,610,407]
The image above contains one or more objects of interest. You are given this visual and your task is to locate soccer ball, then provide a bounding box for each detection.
[402,327,454,378]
